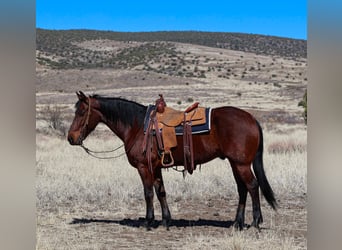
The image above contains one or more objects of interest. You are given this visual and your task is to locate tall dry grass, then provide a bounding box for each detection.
[36,127,306,249]
[180,229,301,250]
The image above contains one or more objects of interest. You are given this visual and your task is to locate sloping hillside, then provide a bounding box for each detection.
[36,29,307,130]
[36,29,306,70]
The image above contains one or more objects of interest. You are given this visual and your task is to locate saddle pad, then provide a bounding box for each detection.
[143,105,211,135]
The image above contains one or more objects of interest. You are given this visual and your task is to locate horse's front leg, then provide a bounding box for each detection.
[153,167,171,230]
[137,165,155,230]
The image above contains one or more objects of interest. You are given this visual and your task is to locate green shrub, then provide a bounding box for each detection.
[298,89,307,124]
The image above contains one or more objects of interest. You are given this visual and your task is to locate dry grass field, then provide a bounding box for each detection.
[36,130,306,249]
[36,31,307,249]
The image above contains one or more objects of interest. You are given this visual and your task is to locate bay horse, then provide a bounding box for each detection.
[67,91,277,230]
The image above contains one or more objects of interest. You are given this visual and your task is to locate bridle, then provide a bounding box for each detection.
[78,96,134,159]
[79,96,92,141]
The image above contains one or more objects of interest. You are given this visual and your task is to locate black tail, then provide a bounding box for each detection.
[253,120,277,210]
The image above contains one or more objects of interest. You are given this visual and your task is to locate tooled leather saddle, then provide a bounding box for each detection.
[142,94,211,175]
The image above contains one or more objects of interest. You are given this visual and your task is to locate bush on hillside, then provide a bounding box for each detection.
[298,89,307,125]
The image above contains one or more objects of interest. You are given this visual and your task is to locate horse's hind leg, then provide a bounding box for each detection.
[231,162,263,229]
[137,165,155,230]
[153,167,171,229]
[231,166,248,230]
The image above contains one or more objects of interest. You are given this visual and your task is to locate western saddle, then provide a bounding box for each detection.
[142,94,206,175]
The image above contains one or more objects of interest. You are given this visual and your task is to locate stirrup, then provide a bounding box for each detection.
[161,150,174,167]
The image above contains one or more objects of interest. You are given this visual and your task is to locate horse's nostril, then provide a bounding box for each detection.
[68,136,74,145]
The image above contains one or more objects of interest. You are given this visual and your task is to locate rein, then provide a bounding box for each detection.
[79,96,138,159]
[80,143,127,159]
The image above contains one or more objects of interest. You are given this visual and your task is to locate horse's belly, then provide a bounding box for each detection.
[172,133,221,166]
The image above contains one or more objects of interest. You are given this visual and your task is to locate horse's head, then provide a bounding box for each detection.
[67,91,102,145]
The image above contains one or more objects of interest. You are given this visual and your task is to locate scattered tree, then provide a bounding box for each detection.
[298,89,307,125]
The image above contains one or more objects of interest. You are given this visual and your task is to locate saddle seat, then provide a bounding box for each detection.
[155,106,207,150]
[156,106,206,127]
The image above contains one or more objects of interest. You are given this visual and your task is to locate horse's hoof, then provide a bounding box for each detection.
[162,218,171,230]
[144,219,154,230]
[233,221,246,231]
[233,222,242,231]
[251,216,262,231]
[251,221,261,232]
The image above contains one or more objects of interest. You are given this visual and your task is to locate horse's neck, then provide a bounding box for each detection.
[101,101,144,143]
[103,119,131,143]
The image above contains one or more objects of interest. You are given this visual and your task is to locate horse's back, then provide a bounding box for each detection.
[211,106,258,132]
[212,106,256,122]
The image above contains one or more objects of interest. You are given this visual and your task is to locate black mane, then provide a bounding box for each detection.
[92,95,147,127]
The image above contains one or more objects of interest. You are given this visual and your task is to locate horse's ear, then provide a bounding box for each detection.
[76,91,87,101]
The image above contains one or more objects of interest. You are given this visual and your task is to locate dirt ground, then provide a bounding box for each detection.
[37,195,306,249]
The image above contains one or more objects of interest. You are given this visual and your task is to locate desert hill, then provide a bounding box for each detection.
[36,29,307,132]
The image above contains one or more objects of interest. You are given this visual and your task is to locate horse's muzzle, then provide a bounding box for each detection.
[67,135,76,145]
[67,133,82,145]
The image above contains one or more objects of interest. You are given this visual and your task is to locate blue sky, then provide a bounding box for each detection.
[36,0,307,40]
